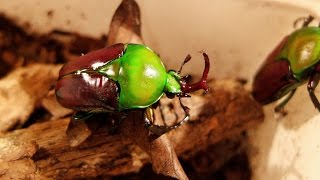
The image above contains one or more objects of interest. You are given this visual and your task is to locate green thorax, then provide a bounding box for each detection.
[98,44,181,110]
[277,27,320,79]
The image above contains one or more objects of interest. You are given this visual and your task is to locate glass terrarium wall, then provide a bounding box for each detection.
[1,0,320,179]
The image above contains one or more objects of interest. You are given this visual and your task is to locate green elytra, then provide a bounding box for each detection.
[97,44,181,110]
[277,26,320,80]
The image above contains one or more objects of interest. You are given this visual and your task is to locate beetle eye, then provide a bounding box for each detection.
[165,92,175,99]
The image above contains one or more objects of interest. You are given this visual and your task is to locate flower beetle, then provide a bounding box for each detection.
[56,43,210,135]
[252,15,320,112]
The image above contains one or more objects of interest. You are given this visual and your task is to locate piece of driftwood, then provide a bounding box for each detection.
[0,79,263,179]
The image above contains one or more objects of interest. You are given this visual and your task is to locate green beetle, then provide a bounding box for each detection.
[56,43,210,134]
[252,15,320,112]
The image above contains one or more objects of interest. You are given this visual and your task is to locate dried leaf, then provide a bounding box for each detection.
[118,110,188,179]
[66,119,93,147]
[66,113,114,147]
[149,136,189,179]
[108,0,143,45]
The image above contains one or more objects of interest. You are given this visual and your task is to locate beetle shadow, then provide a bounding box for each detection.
[248,105,305,180]
[249,86,320,179]
[279,87,319,130]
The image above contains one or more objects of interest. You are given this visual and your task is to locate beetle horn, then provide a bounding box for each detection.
[179,52,210,94]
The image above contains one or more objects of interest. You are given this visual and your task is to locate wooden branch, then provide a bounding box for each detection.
[0,79,263,179]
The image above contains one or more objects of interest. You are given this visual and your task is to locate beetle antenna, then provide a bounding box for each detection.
[180,52,210,94]
[293,15,314,28]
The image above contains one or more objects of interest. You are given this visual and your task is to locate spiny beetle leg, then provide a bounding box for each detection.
[275,89,297,113]
[302,15,314,27]
[72,111,94,121]
[293,15,314,28]
[145,112,190,136]
[144,99,190,135]
[307,72,320,112]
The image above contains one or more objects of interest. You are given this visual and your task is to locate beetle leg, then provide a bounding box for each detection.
[144,107,168,135]
[72,111,94,120]
[307,72,320,112]
[144,98,190,135]
[293,15,314,28]
[274,89,297,112]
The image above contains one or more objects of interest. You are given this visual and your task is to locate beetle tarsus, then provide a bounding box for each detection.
[307,73,320,112]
